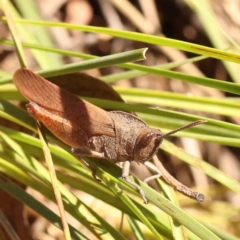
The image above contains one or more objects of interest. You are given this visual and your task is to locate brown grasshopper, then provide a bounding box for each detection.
[13,68,205,204]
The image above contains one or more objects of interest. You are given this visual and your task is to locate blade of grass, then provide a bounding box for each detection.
[36,121,72,240]
[100,55,208,83]
[37,48,147,78]
[85,207,127,240]
[2,18,240,64]
[202,222,240,240]
[115,64,240,96]
[126,215,146,240]
[137,112,240,138]
[0,47,147,84]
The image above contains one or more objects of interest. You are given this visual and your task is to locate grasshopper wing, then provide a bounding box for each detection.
[13,68,115,138]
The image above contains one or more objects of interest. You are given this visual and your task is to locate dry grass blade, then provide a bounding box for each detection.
[36,122,71,240]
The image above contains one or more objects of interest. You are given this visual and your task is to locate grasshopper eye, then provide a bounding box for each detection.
[133,128,163,163]
[138,132,155,147]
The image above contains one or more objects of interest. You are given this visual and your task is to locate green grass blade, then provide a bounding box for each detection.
[37,48,147,78]
[101,55,208,83]
[3,18,240,64]
[127,215,146,240]
[116,64,240,96]
[202,222,240,240]
[0,48,147,84]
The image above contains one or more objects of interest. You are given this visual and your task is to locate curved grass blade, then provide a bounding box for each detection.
[2,18,240,64]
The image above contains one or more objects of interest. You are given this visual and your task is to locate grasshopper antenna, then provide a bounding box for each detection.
[161,120,207,139]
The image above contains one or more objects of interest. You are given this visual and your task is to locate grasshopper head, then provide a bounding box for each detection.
[133,128,163,163]
[132,119,207,163]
